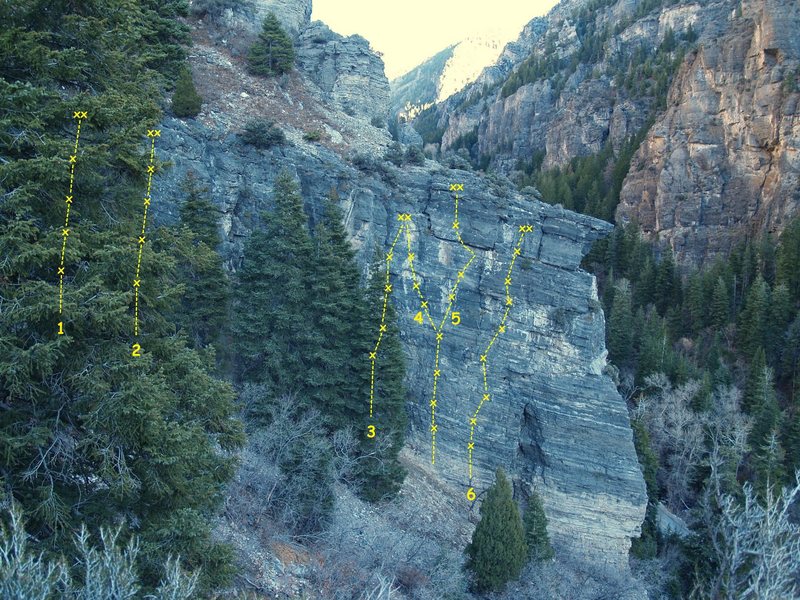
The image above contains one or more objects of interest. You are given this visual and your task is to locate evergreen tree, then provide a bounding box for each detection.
[232,171,316,393]
[737,275,770,358]
[776,217,800,302]
[466,469,527,592]
[0,1,242,593]
[630,418,659,558]
[171,68,202,118]
[743,347,770,414]
[174,172,230,351]
[247,13,295,77]
[686,273,706,333]
[608,279,634,366]
[709,276,730,329]
[767,283,792,365]
[356,254,409,501]
[655,252,678,315]
[523,490,554,561]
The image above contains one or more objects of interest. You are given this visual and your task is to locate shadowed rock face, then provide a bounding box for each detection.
[152,114,647,575]
[616,0,800,265]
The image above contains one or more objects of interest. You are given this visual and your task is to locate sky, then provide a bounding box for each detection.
[311,0,560,80]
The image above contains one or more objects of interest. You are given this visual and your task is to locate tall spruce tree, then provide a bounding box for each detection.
[247,13,296,77]
[174,172,230,352]
[0,1,243,593]
[466,468,527,592]
[232,171,316,395]
[738,274,770,358]
[171,68,202,118]
[608,279,634,366]
[523,490,554,561]
[710,276,730,329]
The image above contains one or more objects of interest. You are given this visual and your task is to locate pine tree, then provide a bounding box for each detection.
[247,13,296,77]
[737,274,770,358]
[686,273,706,333]
[466,468,527,592]
[174,172,230,351]
[767,283,792,366]
[232,171,316,393]
[655,252,678,315]
[523,490,554,561]
[357,254,409,500]
[710,276,730,329]
[608,279,634,366]
[743,347,770,414]
[776,217,800,302]
[171,68,202,117]
[0,2,242,593]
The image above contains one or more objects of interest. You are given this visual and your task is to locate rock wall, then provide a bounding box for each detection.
[296,22,390,119]
[152,115,647,579]
[616,0,800,265]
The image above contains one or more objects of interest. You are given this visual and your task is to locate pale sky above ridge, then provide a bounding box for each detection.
[312,0,560,79]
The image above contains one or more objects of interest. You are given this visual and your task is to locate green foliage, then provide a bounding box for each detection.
[523,491,554,561]
[247,12,295,77]
[232,178,408,501]
[175,171,230,352]
[189,0,239,17]
[608,279,634,366]
[630,418,659,558]
[466,469,527,592]
[404,144,426,165]
[411,105,445,145]
[0,1,243,594]
[171,68,202,118]
[303,129,322,142]
[241,119,286,149]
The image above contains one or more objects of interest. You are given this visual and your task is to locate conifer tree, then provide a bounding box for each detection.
[776,217,800,301]
[174,172,230,351]
[171,68,202,118]
[247,13,296,77]
[523,490,554,561]
[0,1,242,593]
[466,468,527,592]
[710,276,730,329]
[608,279,634,366]
[357,255,409,500]
[743,347,770,414]
[738,275,770,358]
[232,171,316,393]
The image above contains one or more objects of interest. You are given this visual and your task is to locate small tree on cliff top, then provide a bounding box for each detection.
[247,12,295,77]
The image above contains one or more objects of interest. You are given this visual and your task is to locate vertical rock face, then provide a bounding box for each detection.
[616,0,800,265]
[153,116,647,578]
[295,22,390,119]
[213,0,312,39]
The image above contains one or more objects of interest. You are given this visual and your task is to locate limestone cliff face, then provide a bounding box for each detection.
[159,4,648,594]
[616,0,800,265]
[296,22,390,119]
[436,0,732,171]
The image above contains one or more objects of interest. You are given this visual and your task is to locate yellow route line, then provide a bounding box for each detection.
[427,189,476,465]
[132,129,161,348]
[368,214,435,440]
[467,225,533,490]
[56,111,87,335]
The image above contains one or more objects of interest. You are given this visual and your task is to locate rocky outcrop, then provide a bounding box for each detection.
[295,21,390,119]
[616,0,800,265]
[211,0,312,41]
[152,115,646,586]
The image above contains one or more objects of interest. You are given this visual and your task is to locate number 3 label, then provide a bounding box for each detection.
[367,425,376,438]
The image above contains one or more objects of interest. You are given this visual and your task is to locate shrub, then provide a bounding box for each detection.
[303,129,322,142]
[247,13,295,77]
[370,115,386,129]
[189,0,237,17]
[404,145,425,165]
[384,142,404,166]
[172,68,202,118]
[241,119,285,149]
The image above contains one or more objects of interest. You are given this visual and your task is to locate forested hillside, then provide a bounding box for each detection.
[0,1,408,597]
